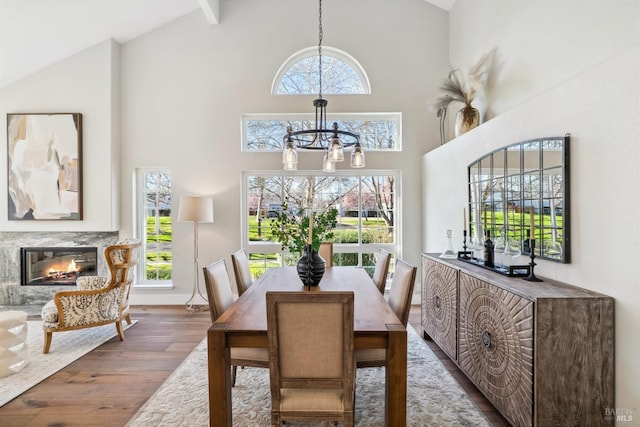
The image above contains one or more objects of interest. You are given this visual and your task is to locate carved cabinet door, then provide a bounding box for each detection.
[421,256,458,361]
[458,272,534,427]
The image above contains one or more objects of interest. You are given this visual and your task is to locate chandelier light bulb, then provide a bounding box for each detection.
[322,154,336,172]
[328,137,344,162]
[282,140,298,165]
[350,145,365,168]
[283,158,298,171]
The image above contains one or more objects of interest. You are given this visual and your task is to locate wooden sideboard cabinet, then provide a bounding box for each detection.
[421,253,614,427]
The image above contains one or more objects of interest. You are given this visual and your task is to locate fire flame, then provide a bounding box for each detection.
[48,259,78,276]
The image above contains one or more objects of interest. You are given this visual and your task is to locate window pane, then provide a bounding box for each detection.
[334,252,359,267]
[248,252,282,278]
[244,114,401,151]
[277,55,366,95]
[248,176,283,243]
[141,171,172,281]
[362,176,395,244]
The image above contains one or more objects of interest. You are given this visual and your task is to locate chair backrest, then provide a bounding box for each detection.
[105,239,141,286]
[371,249,392,294]
[266,291,355,414]
[105,239,141,313]
[387,259,417,327]
[202,259,236,323]
[318,242,333,268]
[231,248,253,296]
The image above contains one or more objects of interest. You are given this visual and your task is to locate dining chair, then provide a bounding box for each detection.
[266,291,355,427]
[202,259,269,386]
[231,248,253,296]
[356,258,416,368]
[318,242,333,268]
[371,249,392,294]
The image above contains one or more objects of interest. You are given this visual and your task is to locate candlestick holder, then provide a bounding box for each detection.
[458,230,472,259]
[524,239,543,282]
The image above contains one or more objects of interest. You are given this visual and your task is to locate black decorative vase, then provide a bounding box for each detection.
[296,244,325,288]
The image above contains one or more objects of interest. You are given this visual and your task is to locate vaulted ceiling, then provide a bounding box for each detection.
[0,0,455,88]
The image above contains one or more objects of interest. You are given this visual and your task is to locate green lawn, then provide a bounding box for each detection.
[143,215,394,280]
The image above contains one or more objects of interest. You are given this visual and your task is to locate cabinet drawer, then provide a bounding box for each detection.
[421,256,457,360]
[458,272,534,427]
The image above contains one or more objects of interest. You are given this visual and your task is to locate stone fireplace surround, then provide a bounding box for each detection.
[0,231,119,307]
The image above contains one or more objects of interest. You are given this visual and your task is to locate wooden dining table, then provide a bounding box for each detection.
[207,266,407,426]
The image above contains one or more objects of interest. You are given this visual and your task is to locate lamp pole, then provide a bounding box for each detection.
[186,218,208,312]
[178,195,214,313]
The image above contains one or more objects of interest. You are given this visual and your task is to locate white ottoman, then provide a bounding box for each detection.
[0,311,29,378]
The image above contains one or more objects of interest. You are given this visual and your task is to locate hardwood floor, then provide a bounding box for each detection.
[0,306,211,427]
[1,305,509,426]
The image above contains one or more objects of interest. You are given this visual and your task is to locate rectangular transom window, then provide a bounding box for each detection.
[242,113,402,151]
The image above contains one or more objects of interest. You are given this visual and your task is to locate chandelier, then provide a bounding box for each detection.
[282,0,365,172]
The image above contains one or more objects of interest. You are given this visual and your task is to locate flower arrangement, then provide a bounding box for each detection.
[269,200,338,255]
[430,49,496,141]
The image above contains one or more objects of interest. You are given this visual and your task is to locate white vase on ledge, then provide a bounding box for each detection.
[454,105,480,137]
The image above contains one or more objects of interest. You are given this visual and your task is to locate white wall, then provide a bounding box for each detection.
[424,0,640,420]
[0,39,121,231]
[120,0,448,303]
[449,0,640,120]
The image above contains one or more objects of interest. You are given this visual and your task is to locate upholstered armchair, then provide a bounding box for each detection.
[41,240,141,354]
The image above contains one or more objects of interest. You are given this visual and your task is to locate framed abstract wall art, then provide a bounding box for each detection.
[7,113,83,220]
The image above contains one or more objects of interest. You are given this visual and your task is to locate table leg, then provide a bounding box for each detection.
[385,324,407,427]
[208,324,232,427]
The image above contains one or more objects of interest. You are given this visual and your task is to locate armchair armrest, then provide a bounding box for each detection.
[52,286,123,328]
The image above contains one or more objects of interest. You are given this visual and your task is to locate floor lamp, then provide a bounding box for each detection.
[178,195,214,313]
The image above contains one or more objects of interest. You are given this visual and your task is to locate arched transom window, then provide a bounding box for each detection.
[272,46,371,95]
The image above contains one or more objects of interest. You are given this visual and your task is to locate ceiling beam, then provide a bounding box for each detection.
[198,0,220,25]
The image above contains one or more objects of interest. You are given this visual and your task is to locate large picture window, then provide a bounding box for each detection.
[242,171,400,282]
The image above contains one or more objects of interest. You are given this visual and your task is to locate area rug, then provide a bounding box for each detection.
[127,325,489,426]
[0,319,137,407]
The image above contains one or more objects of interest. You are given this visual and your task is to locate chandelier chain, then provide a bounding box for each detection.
[318,0,323,99]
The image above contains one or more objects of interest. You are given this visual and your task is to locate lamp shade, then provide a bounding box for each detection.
[178,196,214,223]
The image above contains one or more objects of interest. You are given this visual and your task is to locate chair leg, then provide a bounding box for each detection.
[124,314,132,325]
[43,330,53,354]
[271,412,281,426]
[115,321,125,341]
[232,366,238,387]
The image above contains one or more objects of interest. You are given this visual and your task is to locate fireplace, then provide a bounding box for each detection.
[21,247,98,286]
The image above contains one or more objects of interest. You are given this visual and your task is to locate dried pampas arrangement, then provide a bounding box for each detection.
[430,48,496,143]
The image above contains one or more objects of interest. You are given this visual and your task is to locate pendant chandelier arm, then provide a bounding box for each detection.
[283,127,360,149]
